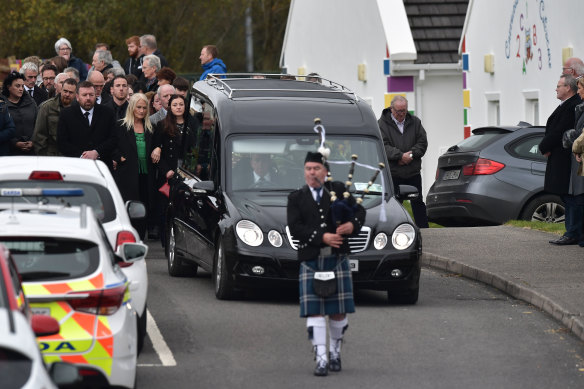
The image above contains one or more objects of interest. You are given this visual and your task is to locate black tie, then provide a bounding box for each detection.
[84,111,90,126]
[28,89,33,97]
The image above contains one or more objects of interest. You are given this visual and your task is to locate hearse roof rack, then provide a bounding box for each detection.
[203,73,358,101]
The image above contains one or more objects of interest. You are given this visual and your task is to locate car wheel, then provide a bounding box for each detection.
[137,306,147,355]
[166,223,197,277]
[388,289,419,305]
[213,240,234,300]
[520,195,565,223]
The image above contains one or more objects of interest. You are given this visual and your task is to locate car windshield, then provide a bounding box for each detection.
[0,181,114,222]
[0,238,100,282]
[227,135,389,202]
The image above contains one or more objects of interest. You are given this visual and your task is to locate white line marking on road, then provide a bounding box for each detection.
[137,309,177,367]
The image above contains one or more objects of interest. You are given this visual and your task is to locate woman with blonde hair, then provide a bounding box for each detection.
[113,93,161,238]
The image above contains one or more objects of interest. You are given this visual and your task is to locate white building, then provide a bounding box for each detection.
[280,0,468,196]
[461,0,584,130]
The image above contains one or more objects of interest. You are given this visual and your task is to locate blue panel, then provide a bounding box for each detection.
[384,59,390,75]
[462,53,469,71]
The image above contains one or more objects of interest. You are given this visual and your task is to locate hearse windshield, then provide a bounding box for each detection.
[227,135,387,197]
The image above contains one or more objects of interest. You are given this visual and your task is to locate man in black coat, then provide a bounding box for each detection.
[539,74,582,245]
[20,62,48,106]
[287,151,365,376]
[57,81,117,170]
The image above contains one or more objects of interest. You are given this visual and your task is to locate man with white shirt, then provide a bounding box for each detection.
[20,62,48,106]
[378,95,429,228]
[57,81,117,170]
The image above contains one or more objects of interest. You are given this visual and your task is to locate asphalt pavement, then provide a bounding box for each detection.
[421,225,584,342]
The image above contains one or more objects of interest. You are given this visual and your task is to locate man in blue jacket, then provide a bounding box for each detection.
[0,96,16,156]
[199,45,227,80]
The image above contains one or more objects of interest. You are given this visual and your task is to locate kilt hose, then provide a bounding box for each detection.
[299,254,355,317]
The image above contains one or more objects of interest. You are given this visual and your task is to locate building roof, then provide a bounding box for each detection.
[403,0,469,64]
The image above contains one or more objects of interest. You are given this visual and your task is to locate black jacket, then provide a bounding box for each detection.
[539,93,582,195]
[27,86,48,106]
[153,118,196,185]
[378,108,428,179]
[104,99,128,122]
[287,181,365,261]
[112,121,156,202]
[57,101,117,169]
[123,55,144,78]
[5,92,38,155]
[0,97,16,156]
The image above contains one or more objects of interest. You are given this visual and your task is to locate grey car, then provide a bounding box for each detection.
[426,124,565,226]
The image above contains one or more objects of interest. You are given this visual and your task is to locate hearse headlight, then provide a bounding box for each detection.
[391,224,415,250]
[373,232,388,250]
[268,230,283,247]
[236,220,264,247]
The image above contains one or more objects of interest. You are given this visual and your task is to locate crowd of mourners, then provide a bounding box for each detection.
[0,34,227,242]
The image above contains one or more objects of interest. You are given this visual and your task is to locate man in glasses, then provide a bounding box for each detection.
[378,95,429,228]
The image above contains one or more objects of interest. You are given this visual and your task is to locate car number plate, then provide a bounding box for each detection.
[443,169,460,180]
[349,259,359,272]
[31,307,50,316]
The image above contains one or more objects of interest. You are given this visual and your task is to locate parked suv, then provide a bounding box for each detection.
[427,124,565,226]
[164,75,422,304]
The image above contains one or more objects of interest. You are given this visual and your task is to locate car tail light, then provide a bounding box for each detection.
[462,158,505,176]
[28,171,63,180]
[67,285,127,315]
[435,168,439,181]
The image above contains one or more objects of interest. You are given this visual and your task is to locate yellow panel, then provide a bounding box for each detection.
[384,93,406,108]
[562,47,574,65]
[463,90,471,108]
[357,63,367,81]
[484,54,494,74]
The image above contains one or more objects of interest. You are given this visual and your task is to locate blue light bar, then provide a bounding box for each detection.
[0,188,84,197]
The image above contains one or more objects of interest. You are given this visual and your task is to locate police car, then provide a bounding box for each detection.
[0,188,147,388]
[0,156,149,352]
[0,243,81,389]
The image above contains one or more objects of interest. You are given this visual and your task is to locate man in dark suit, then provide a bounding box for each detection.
[287,151,365,376]
[20,62,48,106]
[539,74,582,245]
[57,80,117,170]
[104,75,129,122]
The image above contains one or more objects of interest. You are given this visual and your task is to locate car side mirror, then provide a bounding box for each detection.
[31,314,60,337]
[116,242,148,263]
[396,185,419,201]
[126,200,146,220]
[192,180,215,194]
[49,362,82,387]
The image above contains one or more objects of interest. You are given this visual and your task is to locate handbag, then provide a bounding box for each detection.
[158,180,170,198]
[313,271,337,297]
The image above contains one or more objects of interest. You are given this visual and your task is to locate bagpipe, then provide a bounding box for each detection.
[313,118,385,226]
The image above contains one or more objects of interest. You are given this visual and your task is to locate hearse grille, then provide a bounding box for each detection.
[285,226,371,253]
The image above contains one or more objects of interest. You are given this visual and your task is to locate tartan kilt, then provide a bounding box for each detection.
[299,254,355,317]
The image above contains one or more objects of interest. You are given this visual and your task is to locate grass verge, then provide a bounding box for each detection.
[504,219,565,235]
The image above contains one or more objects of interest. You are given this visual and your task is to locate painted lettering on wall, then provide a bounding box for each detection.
[504,0,551,73]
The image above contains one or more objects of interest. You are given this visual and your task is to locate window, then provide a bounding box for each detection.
[507,135,546,161]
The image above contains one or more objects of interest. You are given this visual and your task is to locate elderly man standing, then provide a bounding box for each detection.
[140,34,169,68]
[563,57,584,78]
[142,55,161,92]
[20,62,48,106]
[92,50,114,76]
[199,45,227,80]
[378,95,429,228]
[57,80,117,170]
[32,78,77,156]
[149,84,176,126]
[539,74,582,245]
[87,71,111,105]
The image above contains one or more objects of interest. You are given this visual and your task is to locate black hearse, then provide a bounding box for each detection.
[165,75,422,303]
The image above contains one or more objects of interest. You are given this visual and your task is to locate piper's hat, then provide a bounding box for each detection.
[305,151,325,165]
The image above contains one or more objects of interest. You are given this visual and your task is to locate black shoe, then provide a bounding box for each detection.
[549,236,578,245]
[314,361,328,376]
[329,353,341,372]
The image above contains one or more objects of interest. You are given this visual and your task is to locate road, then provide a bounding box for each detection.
[136,243,584,389]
